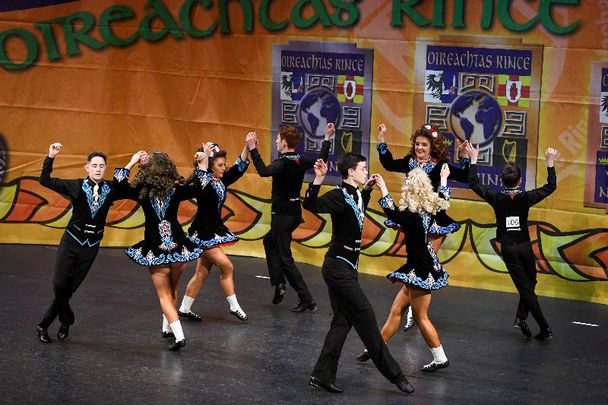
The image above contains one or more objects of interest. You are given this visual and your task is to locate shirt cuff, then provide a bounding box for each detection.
[114,168,130,182]
[377,142,388,155]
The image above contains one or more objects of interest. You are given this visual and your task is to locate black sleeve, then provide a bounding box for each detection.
[39,157,80,199]
[112,168,139,201]
[378,194,410,223]
[361,187,372,210]
[302,140,332,170]
[468,164,498,205]
[222,157,249,187]
[377,143,410,173]
[250,148,283,177]
[447,160,470,184]
[527,166,556,207]
[302,184,343,214]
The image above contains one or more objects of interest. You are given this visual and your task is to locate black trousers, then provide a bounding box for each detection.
[263,214,313,304]
[501,241,549,330]
[39,234,100,328]
[311,257,404,385]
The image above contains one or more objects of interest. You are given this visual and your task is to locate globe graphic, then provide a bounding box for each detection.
[449,91,502,147]
[297,88,341,139]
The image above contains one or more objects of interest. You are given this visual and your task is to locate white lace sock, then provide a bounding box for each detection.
[169,320,185,341]
[430,345,448,363]
[226,294,245,314]
[179,296,195,313]
[162,314,171,333]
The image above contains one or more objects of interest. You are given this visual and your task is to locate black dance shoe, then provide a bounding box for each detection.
[162,331,175,339]
[421,360,450,372]
[178,310,202,321]
[168,339,186,351]
[308,376,343,393]
[535,327,553,341]
[36,326,52,343]
[513,318,532,338]
[403,311,415,331]
[291,301,318,313]
[57,324,70,341]
[272,284,286,304]
[230,308,248,321]
[395,376,415,394]
[356,349,370,362]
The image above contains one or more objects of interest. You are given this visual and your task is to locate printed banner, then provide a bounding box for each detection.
[415,38,542,197]
[585,63,608,208]
[271,41,374,184]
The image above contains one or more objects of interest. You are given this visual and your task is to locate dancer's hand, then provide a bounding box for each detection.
[48,143,62,158]
[465,143,480,164]
[364,174,377,191]
[203,142,215,157]
[545,147,557,167]
[245,132,257,150]
[373,174,389,197]
[312,159,327,185]
[126,150,146,170]
[377,123,387,144]
[324,123,336,140]
[194,151,205,163]
[457,139,470,158]
[440,163,450,187]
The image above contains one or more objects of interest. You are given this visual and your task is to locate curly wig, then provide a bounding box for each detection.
[398,168,450,214]
[407,125,450,161]
[132,152,184,200]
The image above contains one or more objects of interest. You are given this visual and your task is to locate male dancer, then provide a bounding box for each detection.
[302,154,414,394]
[36,143,140,343]
[467,144,557,340]
[246,124,334,311]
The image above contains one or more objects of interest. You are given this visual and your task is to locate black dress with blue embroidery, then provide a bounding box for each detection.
[188,157,249,249]
[377,142,469,235]
[113,168,203,267]
[378,188,451,290]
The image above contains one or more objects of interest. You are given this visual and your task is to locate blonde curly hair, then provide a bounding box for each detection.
[398,168,450,214]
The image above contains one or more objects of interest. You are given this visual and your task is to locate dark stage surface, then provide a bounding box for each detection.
[0,244,606,404]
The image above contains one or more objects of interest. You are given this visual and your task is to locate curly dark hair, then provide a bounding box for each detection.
[132,152,184,200]
[407,125,450,161]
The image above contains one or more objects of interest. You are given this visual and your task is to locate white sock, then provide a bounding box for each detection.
[226,294,244,314]
[430,345,448,363]
[406,306,413,321]
[162,314,171,333]
[169,320,185,341]
[179,296,195,313]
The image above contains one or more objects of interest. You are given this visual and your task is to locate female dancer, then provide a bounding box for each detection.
[374,124,469,333]
[178,140,250,321]
[363,167,452,371]
[115,151,203,351]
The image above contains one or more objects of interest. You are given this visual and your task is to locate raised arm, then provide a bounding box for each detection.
[39,143,80,199]
[374,173,409,222]
[222,141,250,187]
[466,143,498,205]
[113,151,146,200]
[302,159,343,214]
[527,147,557,206]
[376,123,410,173]
[302,123,335,170]
[248,131,285,177]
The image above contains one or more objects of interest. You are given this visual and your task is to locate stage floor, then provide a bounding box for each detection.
[0,244,606,404]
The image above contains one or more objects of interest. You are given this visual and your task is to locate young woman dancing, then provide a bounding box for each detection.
[178,140,250,322]
[359,166,452,372]
[115,151,203,351]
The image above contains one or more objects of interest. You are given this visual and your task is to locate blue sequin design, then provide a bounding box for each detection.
[459,157,470,169]
[339,187,364,231]
[409,158,436,174]
[150,189,175,221]
[125,245,203,266]
[82,181,110,218]
[234,157,249,172]
[377,143,388,155]
[113,168,130,183]
[189,231,238,248]
[387,268,449,290]
[429,221,461,235]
